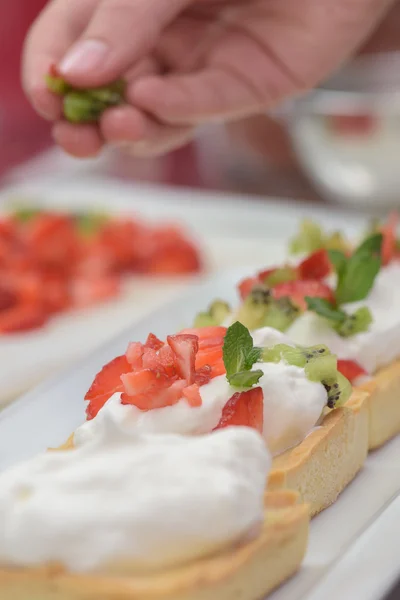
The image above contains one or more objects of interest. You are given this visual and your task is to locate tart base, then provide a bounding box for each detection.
[0,491,308,600]
[358,359,400,450]
[268,389,369,517]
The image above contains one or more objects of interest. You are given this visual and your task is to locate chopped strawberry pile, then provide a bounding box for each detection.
[238,247,334,309]
[85,327,227,419]
[214,387,264,433]
[337,359,367,383]
[0,210,201,334]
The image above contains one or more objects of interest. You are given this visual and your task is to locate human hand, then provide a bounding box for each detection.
[23,0,396,158]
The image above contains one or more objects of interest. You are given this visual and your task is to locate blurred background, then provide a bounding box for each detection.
[2,0,400,208]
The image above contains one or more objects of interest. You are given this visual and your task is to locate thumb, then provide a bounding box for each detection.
[58,0,191,87]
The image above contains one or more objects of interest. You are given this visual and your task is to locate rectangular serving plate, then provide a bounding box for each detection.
[0,267,400,600]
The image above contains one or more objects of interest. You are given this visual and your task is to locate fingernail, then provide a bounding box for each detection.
[59,40,109,76]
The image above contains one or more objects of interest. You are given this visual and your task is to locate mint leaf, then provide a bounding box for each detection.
[353,233,383,259]
[223,322,262,387]
[328,249,347,281]
[335,251,381,304]
[305,297,346,323]
[229,370,263,388]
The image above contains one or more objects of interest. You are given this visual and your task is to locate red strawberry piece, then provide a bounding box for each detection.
[179,326,227,349]
[167,334,198,384]
[0,303,47,334]
[195,346,223,370]
[337,359,367,383]
[182,383,202,407]
[85,355,131,419]
[238,276,259,300]
[298,249,331,280]
[194,365,212,386]
[273,279,335,311]
[126,342,145,369]
[121,379,186,411]
[0,286,17,312]
[214,387,264,433]
[70,275,120,308]
[145,333,164,351]
[121,369,170,397]
[24,214,79,268]
[381,212,398,266]
[157,345,177,378]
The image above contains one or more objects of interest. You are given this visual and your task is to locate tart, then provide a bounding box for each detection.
[211,215,400,451]
[0,490,308,600]
[268,388,369,516]
[63,321,368,519]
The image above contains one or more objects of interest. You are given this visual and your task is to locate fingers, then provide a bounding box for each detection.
[52,122,103,157]
[129,67,265,125]
[101,105,195,156]
[58,0,192,87]
[130,0,398,126]
[22,0,97,120]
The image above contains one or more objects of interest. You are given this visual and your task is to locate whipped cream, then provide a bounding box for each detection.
[287,262,400,373]
[76,327,327,457]
[0,421,269,573]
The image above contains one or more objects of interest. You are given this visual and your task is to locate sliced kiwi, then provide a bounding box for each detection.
[237,286,300,332]
[264,266,298,287]
[193,299,231,328]
[305,354,337,382]
[262,343,331,368]
[322,372,352,408]
[289,220,324,255]
[209,300,230,323]
[262,340,350,408]
[335,306,372,338]
[262,297,300,332]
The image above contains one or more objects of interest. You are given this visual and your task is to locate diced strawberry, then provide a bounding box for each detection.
[167,334,199,384]
[85,355,131,419]
[121,369,170,397]
[141,348,160,371]
[298,249,331,280]
[238,276,259,300]
[209,360,226,378]
[195,347,223,370]
[214,387,264,433]
[273,280,335,311]
[70,275,120,308]
[0,303,47,334]
[121,379,186,410]
[24,214,79,268]
[180,326,226,345]
[0,286,17,312]
[182,383,202,407]
[157,345,177,377]
[145,333,164,351]
[330,114,377,136]
[381,212,398,266]
[41,271,70,313]
[145,243,201,274]
[194,365,212,386]
[337,359,367,383]
[126,342,144,368]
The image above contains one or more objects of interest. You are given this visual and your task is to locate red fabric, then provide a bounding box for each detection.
[0,0,52,178]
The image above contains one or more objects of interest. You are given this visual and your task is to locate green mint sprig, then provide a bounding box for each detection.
[328,233,382,305]
[223,322,263,388]
[305,297,372,338]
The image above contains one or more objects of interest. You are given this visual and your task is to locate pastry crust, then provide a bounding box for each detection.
[268,389,369,516]
[357,359,400,450]
[0,491,309,600]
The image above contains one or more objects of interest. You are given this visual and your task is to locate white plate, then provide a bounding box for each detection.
[0,267,399,600]
[0,175,366,406]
